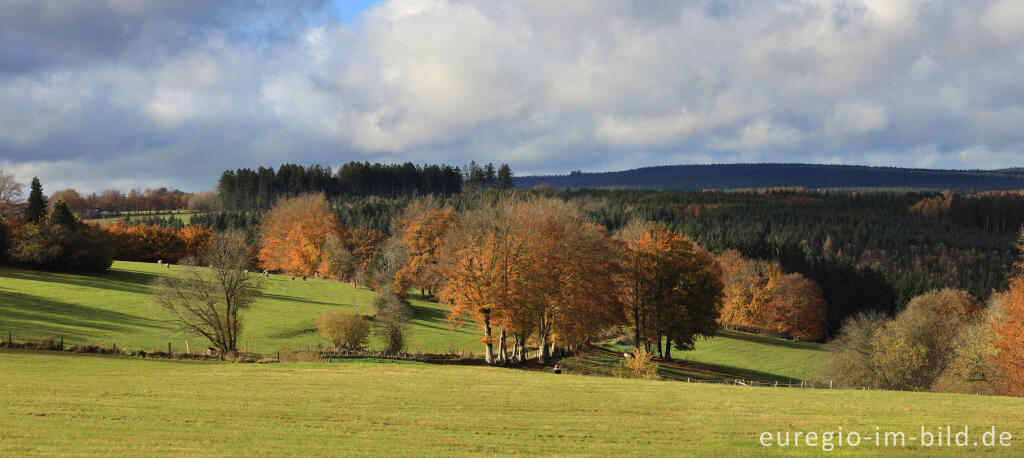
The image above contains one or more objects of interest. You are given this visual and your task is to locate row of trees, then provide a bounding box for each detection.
[252,192,728,364]
[102,223,212,263]
[216,161,514,211]
[50,187,190,216]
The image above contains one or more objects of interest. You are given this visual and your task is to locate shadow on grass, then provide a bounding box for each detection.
[0,289,162,340]
[714,330,825,351]
[0,267,159,296]
[568,353,800,384]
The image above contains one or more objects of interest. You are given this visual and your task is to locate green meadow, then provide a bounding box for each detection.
[0,261,481,355]
[1,350,1022,456]
[0,261,830,381]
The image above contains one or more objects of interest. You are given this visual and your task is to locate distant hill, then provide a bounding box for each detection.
[514,163,1024,192]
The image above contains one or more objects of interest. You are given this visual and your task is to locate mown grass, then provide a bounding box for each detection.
[1,350,1022,456]
[0,261,480,354]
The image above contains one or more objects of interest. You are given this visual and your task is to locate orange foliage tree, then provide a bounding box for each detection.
[438,197,624,365]
[257,194,342,276]
[718,250,827,341]
[102,222,211,262]
[393,204,455,298]
[990,235,1024,396]
[768,273,827,341]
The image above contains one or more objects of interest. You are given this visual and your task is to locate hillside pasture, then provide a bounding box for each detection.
[0,261,480,354]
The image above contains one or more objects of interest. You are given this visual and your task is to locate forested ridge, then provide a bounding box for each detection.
[516,163,1024,192]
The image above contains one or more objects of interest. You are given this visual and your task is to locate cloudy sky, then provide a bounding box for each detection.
[1,0,1022,193]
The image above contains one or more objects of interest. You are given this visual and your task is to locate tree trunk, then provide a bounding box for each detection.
[483,315,494,365]
[657,336,663,359]
[664,333,672,360]
[498,329,508,364]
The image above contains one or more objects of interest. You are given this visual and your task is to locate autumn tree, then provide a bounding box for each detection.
[150,232,261,353]
[393,201,455,298]
[257,193,342,276]
[438,199,513,364]
[768,273,827,341]
[990,233,1024,396]
[637,223,722,359]
[49,189,86,215]
[717,250,827,341]
[504,198,623,363]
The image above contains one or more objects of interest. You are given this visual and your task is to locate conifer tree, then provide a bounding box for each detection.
[25,177,47,222]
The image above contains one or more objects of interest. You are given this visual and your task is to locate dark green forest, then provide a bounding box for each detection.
[516,163,1024,192]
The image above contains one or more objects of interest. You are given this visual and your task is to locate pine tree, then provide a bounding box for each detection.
[25,177,47,222]
[49,200,77,229]
[497,164,514,190]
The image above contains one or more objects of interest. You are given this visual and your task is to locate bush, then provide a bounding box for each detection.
[316,312,370,350]
[622,347,659,380]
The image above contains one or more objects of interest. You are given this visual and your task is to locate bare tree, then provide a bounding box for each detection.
[0,169,22,218]
[150,232,261,353]
[374,288,412,354]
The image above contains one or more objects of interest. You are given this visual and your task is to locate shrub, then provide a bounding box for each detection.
[317,311,370,350]
[623,347,659,380]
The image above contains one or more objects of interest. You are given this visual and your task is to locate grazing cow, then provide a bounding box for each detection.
[623,352,634,359]
[263,270,269,278]
[157,260,163,266]
[165,264,171,270]
[291,276,295,281]
[302,275,307,282]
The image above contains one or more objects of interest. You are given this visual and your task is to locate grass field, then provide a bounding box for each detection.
[1,350,1021,455]
[0,261,481,354]
[604,330,829,382]
[0,261,829,381]
[82,210,198,226]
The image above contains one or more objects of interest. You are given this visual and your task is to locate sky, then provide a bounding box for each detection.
[0,0,1023,193]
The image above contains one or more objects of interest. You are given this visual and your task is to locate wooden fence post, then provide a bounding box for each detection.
[113,338,117,354]
[168,342,172,355]
[185,339,190,355]
[60,336,64,350]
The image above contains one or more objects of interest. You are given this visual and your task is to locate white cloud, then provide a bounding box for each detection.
[1,0,1024,192]
[825,101,889,140]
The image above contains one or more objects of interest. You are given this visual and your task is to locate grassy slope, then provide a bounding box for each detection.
[0,261,828,380]
[0,261,480,354]
[1,351,1022,456]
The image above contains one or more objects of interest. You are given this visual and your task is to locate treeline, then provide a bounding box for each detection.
[49,187,190,217]
[216,161,513,211]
